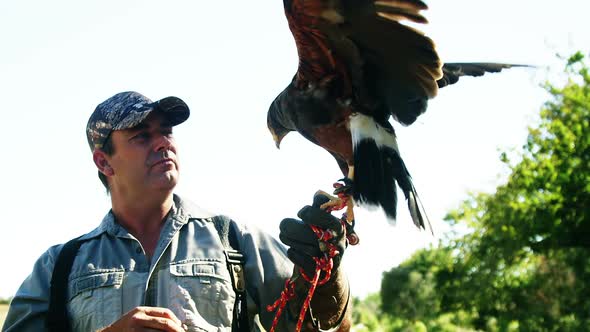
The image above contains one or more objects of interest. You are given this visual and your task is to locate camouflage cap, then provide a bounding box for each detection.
[86,91,190,151]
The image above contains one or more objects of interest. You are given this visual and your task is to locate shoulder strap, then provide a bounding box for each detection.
[46,236,83,332]
[211,215,250,332]
[47,220,250,332]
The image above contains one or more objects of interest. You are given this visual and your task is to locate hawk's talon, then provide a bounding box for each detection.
[333,177,353,196]
[342,217,359,245]
[347,232,360,246]
[317,179,359,245]
[337,177,354,187]
[333,186,350,196]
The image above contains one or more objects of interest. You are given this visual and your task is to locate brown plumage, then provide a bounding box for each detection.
[268,0,519,230]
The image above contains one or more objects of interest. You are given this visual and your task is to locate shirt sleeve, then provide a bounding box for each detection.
[2,244,61,332]
[229,220,301,331]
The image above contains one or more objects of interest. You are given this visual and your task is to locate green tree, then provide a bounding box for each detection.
[445,52,590,330]
[372,52,590,331]
[380,247,447,321]
[351,293,384,331]
[380,245,479,331]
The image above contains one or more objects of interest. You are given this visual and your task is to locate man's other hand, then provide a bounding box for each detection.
[98,306,187,332]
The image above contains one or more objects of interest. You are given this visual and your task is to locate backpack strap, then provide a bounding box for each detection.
[46,236,83,332]
[211,215,250,332]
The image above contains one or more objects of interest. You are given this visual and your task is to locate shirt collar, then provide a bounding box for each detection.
[79,194,217,241]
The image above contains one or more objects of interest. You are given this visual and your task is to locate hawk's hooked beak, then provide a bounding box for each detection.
[270,128,287,149]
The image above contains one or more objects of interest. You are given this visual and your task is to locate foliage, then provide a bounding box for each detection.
[351,293,389,331]
[445,51,590,329]
[380,247,447,321]
[353,53,590,331]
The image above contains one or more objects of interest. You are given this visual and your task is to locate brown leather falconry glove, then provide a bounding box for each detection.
[279,192,352,331]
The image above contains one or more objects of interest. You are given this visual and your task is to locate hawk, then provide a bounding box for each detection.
[267,0,518,233]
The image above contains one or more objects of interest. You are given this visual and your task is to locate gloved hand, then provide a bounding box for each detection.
[279,192,347,277]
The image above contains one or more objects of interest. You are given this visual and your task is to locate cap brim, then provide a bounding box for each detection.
[155,96,190,127]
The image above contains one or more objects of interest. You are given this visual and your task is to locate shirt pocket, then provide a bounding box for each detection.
[167,260,235,330]
[68,270,124,331]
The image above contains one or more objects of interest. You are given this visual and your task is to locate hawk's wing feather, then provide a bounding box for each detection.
[375,0,429,24]
[284,0,347,89]
[438,63,528,88]
[285,0,443,110]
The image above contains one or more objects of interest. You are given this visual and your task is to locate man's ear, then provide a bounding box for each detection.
[93,150,114,176]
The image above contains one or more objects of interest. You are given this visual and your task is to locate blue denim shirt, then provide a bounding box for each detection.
[2,195,296,331]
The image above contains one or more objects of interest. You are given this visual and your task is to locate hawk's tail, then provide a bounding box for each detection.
[350,113,432,234]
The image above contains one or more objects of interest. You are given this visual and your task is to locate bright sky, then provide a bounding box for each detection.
[0,0,588,300]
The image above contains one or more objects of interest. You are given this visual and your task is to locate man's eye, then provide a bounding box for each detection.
[162,129,174,137]
[132,132,150,141]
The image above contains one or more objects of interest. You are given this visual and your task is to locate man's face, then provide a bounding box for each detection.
[106,112,180,196]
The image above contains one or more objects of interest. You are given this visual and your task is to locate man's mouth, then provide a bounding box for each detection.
[152,158,175,168]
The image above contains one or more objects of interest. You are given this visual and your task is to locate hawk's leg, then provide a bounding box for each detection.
[318,167,359,245]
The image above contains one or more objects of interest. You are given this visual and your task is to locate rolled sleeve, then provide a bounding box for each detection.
[230,221,300,331]
[2,245,61,332]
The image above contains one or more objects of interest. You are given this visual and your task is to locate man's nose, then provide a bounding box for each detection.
[154,134,174,152]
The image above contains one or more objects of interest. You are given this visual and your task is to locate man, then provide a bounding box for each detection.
[2,91,351,331]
